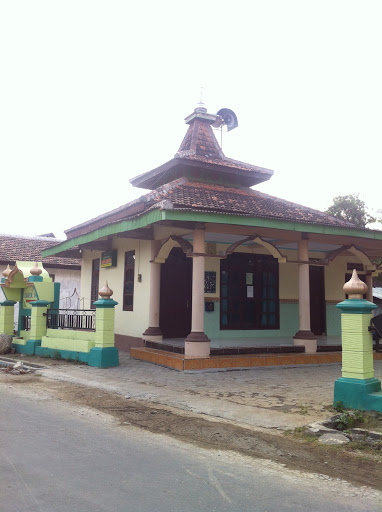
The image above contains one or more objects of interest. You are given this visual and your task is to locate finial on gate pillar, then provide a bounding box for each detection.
[343,269,368,299]
[30,262,42,276]
[2,264,11,278]
[99,281,113,299]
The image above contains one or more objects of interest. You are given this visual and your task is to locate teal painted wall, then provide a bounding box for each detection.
[326,304,341,336]
[204,303,299,340]
[204,303,341,339]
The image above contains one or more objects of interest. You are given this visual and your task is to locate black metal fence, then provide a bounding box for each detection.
[48,309,96,331]
[21,315,31,331]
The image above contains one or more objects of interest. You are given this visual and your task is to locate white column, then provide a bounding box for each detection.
[142,240,163,341]
[293,237,317,353]
[366,273,373,303]
[185,229,210,357]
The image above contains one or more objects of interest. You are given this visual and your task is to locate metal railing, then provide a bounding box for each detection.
[21,315,31,331]
[48,309,96,331]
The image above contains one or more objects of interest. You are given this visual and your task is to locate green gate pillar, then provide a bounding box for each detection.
[0,300,17,336]
[334,269,382,411]
[88,282,119,368]
[26,300,50,355]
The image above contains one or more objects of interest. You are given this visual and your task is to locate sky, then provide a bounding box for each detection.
[1,0,381,239]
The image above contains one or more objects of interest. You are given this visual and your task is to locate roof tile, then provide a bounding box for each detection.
[0,234,81,267]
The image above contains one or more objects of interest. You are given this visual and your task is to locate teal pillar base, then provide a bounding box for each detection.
[35,347,90,363]
[88,347,119,368]
[24,339,41,356]
[12,343,26,354]
[334,377,382,412]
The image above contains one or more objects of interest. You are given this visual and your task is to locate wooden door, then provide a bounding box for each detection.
[160,248,192,338]
[309,266,326,335]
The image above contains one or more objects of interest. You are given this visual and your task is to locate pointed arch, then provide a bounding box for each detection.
[152,235,193,263]
[320,245,376,272]
[225,235,286,263]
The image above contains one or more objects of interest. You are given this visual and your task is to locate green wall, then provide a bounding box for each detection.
[204,303,299,340]
[326,304,341,336]
[204,303,341,339]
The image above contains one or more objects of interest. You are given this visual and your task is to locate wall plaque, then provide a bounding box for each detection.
[205,301,214,312]
[101,250,117,268]
[204,271,216,294]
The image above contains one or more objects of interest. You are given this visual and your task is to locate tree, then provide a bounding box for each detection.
[325,194,376,228]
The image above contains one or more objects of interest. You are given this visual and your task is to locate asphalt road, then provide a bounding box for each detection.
[0,387,380,512]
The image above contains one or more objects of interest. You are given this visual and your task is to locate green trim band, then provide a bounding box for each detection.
[30,300,51,307]
[336,298,377,314]
[0,300,17,306]
[28,276,43,282]
[163,210,382,240]
[41,205,382,259]
[93,299,118,308]
[41,209,163,257]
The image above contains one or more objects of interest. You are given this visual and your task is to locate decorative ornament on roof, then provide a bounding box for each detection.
[30,262,42,276]
[194,86,207,113]
[99,281,113,299]
[343,269,368,299]
[2,264,11,278]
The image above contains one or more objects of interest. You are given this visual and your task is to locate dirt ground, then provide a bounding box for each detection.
[2,371,382,491]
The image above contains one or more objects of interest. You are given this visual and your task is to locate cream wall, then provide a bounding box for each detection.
[81,239,151,338]
[325,255,368,301]
[79,237,371,339]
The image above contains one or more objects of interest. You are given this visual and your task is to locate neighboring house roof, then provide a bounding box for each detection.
[0,234,81,269]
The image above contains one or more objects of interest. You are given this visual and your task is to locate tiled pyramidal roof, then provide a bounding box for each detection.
[65,106,357,239]
[147,178,356,227]
[0,234,81,267]
[66,176,355,239]
[129,107,273,190]
[176,113,225,159]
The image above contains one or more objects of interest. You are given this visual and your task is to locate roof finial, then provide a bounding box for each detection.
[195,86,207,113]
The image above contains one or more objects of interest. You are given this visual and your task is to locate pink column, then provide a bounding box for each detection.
[293,237,317,353]
[142,240,163,341]
[185,229,210,357]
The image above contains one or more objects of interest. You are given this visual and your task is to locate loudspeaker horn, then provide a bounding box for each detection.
[216,108,238,132]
